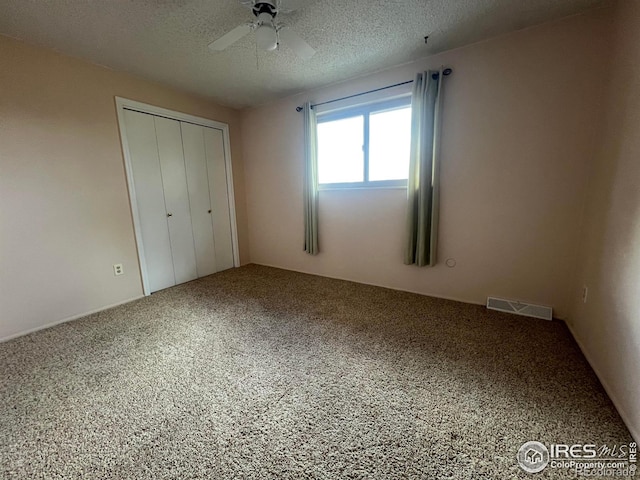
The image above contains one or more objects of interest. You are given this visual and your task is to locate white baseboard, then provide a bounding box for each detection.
[565,320,639,443]
[0,295,145,343]
[250,263,572,320]
[250,261,487,307]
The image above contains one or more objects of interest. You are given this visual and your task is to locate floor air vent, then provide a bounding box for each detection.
[487,297,552,321]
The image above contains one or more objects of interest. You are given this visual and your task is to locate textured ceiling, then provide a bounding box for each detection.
[0,0,605,109]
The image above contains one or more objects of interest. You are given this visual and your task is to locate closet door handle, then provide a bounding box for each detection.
[208,209,212,214]
[167,213,173,217]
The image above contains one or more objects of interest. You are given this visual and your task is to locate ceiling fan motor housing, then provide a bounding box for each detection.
[253,1,278,51]
[252,1,277,18]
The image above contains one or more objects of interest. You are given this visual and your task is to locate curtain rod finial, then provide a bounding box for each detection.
[296,106,303,112]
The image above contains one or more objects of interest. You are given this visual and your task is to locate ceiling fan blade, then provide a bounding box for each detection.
[278,27,315,59]
[208,24,253,51]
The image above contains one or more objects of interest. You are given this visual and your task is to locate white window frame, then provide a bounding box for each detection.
[317,96,412,190]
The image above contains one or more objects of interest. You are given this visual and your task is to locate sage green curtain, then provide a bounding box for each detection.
[404,69,444,267]
[302,101,319,255]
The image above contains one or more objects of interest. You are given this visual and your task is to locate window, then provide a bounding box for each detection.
[317,97,412,189]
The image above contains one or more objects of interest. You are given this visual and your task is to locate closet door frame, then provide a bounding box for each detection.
[115,97,240,296]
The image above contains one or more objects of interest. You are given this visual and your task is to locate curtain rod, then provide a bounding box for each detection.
[295,68,452,112]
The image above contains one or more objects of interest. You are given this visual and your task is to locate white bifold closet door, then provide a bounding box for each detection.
[123,109,234,293]
[156,117,198,285]
[181,122,234,275]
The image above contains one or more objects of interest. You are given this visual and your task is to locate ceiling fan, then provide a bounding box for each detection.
[208,0,315,59]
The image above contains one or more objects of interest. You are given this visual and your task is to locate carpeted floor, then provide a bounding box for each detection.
[0,265,632,479]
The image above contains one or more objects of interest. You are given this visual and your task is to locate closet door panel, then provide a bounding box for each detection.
[154,116,198,285]
[204,127,234,271]
[123,110,175,293]
[181,122,217,277]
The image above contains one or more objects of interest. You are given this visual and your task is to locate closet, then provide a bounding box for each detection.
[122,108,234,293]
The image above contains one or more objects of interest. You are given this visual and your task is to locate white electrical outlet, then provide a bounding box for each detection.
[581,285,588,303]
[113,264,124,276]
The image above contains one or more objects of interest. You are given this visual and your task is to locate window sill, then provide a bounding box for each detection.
[318,182,408,191]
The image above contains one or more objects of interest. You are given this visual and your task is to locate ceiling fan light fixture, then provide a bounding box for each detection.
[255,23,278,51]
[208,2,315,59]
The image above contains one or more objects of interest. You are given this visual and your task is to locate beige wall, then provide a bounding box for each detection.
[568,1,640,441]
[241,9,613,320]
[0,35,249,340]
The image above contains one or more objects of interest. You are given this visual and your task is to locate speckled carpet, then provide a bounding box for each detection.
[0,265,632,479]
